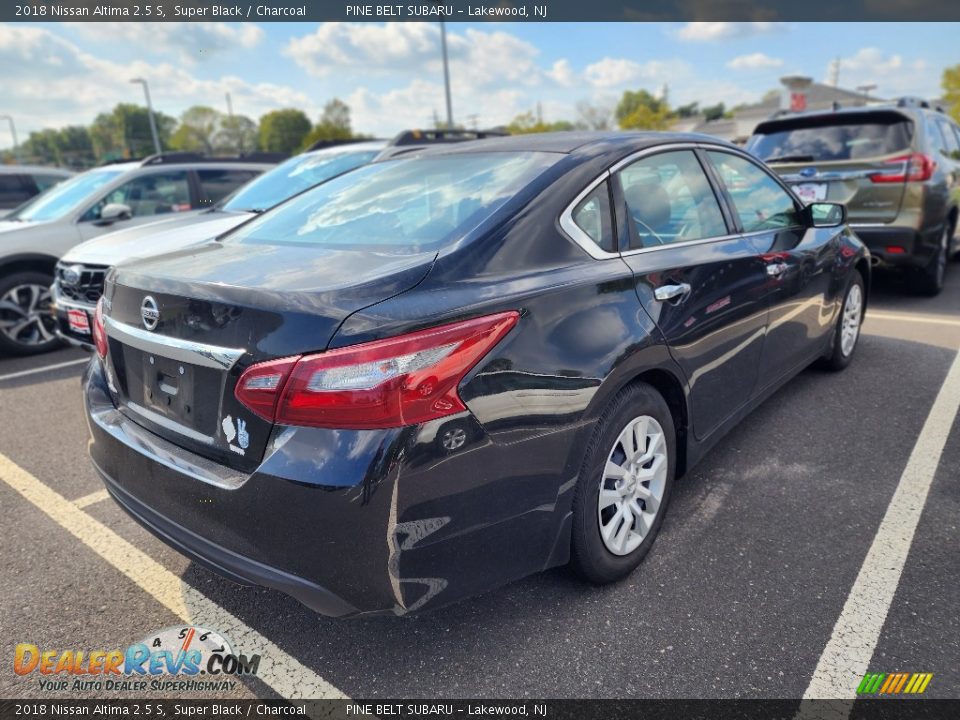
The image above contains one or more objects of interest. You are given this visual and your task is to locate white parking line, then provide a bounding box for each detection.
[73,488,110,509]
[803,348,960,698]
[0,358,88,382]
[866,311,960,327]
[0,453,347,700]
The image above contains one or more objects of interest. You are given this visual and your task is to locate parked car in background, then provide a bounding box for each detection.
[748,98,960,295]
[0,165,73,218]
[54,141,387,349]
[0,153,277,355]
[85,132,869,617]
[54,130,509,350]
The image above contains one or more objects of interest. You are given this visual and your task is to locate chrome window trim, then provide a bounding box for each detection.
[104,316,244,370]
[559,142,762,260]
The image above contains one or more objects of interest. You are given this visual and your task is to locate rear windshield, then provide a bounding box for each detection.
[221,148,381,213]
[225,152,559,253]
[748,115,913,163]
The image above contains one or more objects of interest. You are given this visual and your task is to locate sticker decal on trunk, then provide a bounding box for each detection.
[220,415,249,456]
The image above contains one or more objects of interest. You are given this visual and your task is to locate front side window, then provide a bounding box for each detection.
[571,181,614,252]
[616,150,727,250]
[81,171,191,222]
[10,169,123,222]
[935,118,960,160]
[226,152,560,253]
[707,151,801,233]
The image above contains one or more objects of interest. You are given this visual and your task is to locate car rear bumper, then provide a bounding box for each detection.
[83,359,580,616]
[851,224,940,269]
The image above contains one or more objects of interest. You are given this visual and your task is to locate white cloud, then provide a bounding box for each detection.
[727,52,784,70]
[0,24,312,140]
[285,23,544,89]
[831,48,937,99]
[677,22,786,42]
[66,22,263,64]
[583,57,688,89]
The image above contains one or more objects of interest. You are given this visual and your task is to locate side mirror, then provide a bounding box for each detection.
[807,202,847,229]
[97,203,133,225]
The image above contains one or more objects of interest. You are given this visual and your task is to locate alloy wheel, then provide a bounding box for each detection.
[840,282,863,358]
[597,414,668,556]
[0,283,57,347]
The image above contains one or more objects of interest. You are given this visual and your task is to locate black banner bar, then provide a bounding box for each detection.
[3,700,960,720]
[4,0,960,22]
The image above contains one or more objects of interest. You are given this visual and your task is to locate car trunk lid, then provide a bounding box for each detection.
[103,241,436,471]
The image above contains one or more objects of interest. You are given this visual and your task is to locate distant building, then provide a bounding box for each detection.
[673,77,888,144]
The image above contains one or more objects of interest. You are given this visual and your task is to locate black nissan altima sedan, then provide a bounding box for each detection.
[84,132,870,617]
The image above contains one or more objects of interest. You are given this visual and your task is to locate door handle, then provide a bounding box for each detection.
[766,262,788,277]
[654,283,692,302]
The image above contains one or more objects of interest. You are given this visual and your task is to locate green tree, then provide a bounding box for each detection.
[89,103,175,160]
[701,102,727,122]
[170,106,222,154]
[943,64,960,124]
[301,99,355,148]
[506,111,576,134]
[258,109,311,155]
[220,115,258,154]
[615,90,671,130]
[673,101,700,119]
[20,126,95,168]
[575,101,613,130]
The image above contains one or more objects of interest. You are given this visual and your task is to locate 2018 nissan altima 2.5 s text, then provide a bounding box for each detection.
[83,132,870,617]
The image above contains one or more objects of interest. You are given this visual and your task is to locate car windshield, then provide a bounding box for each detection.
[748,116,913,162]
[221,148,382,213]
[10,169,124,222]
[226,152,560,253]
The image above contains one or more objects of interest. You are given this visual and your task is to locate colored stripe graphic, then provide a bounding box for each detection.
[857,672,932,694]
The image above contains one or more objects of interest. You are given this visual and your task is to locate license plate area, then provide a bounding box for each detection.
[791,182,828,203]
[119,345,222,439]
[67,308,90,335]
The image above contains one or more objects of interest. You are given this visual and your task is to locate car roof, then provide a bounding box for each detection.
[410,131,740,159]
[0,165,74,175]
[304,140,387,157]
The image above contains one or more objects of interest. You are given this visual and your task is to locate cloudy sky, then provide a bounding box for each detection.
[0,21,956,149]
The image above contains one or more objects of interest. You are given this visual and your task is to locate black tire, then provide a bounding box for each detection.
[0,271,63,357]
[912,225,949,296]
[818,270,865,372]
[570,382,676,584]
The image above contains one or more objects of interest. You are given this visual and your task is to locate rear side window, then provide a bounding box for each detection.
[197,168,259,204]
[934,118,960,160]
[227,152,560,253]
[708,152,801,233]
[31,173,67,192]
[571,181,615,252]
[0,175,33,207]
[748,115,913,162]
[616,150,728,250]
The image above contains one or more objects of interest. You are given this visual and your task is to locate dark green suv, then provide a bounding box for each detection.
[748,99,959,295]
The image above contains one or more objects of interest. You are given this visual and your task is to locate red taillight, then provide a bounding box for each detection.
[235,311,520,429]
[870,153,936,183]
[92,297,108,359]
[886,245,907,254]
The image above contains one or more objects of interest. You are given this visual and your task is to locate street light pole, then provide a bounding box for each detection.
[130,78,162,156]
[0,115,19,164]
[439,21,454,129]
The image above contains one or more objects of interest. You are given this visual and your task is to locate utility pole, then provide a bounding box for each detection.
[0,115,19,164]
[439,21,454,128]
[130,78,162,155]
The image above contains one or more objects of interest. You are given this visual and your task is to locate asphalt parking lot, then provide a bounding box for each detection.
[0,268,957,701]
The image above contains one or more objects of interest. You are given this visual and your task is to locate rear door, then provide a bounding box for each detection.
[705,150,839,388]
[749,110,915,224]
[613,147,770,441]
